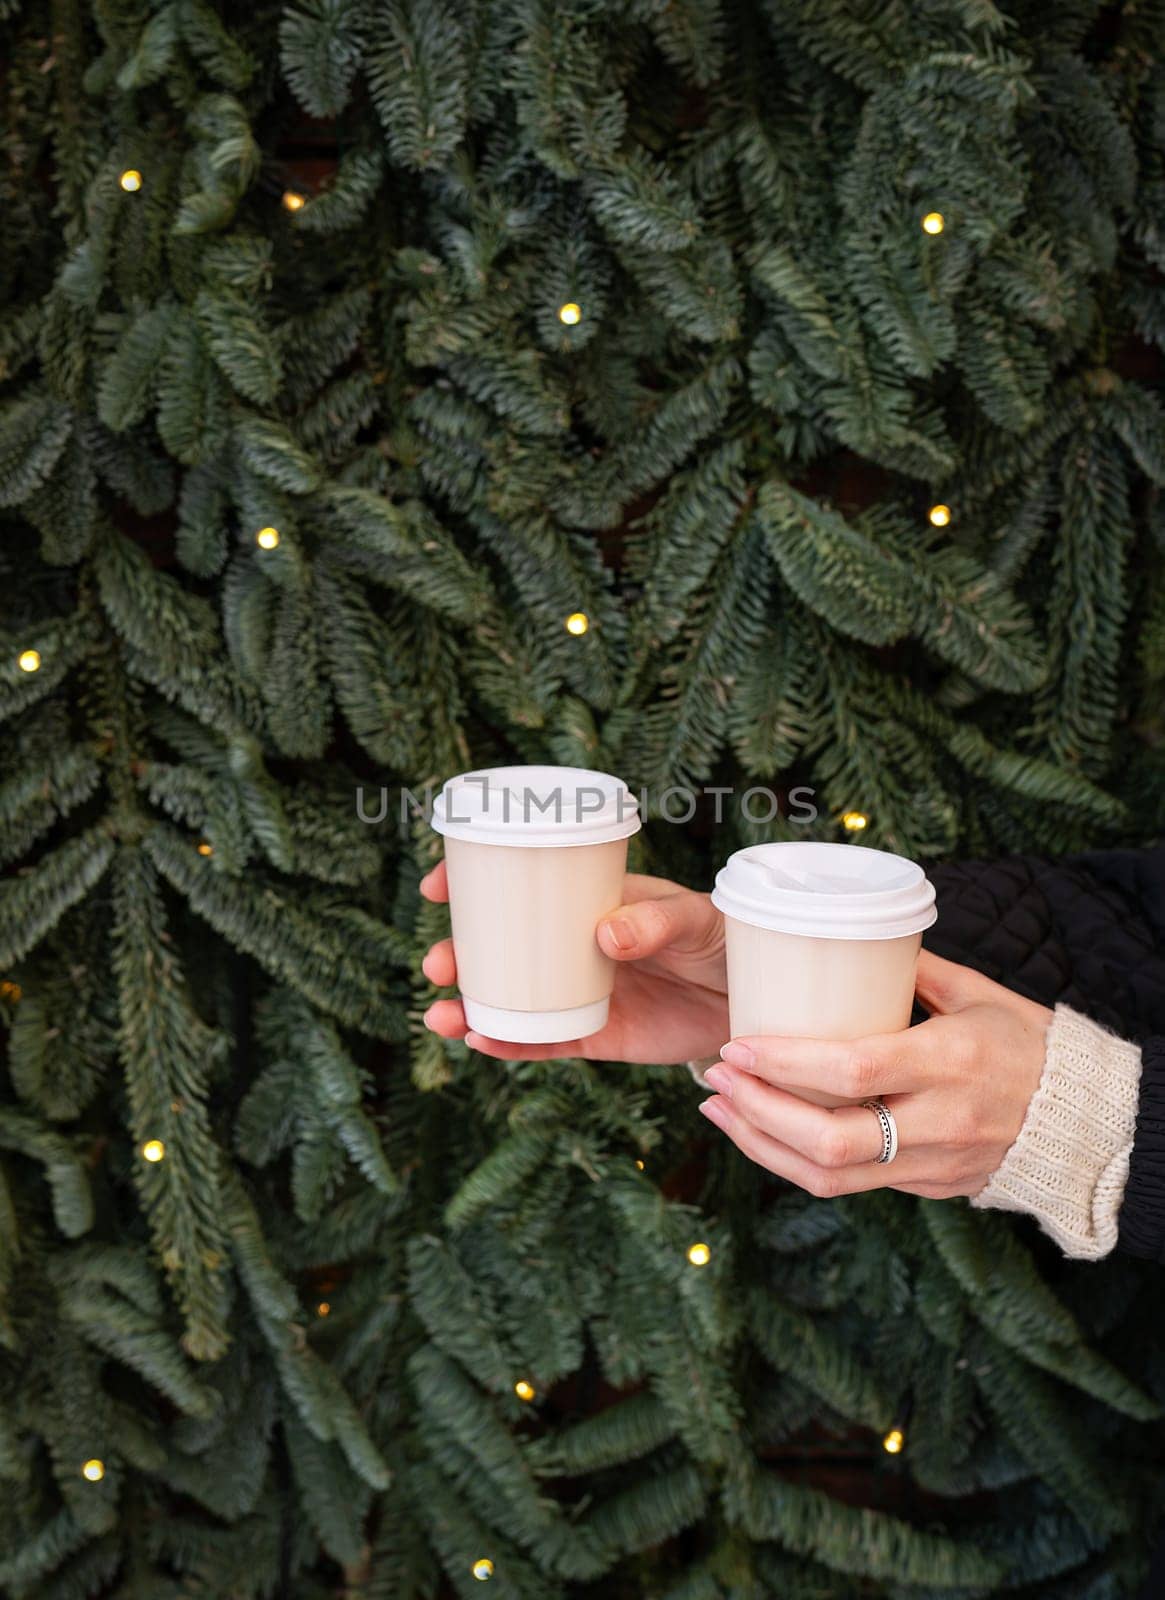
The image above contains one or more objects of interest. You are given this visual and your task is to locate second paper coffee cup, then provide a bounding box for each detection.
[430,765,641,1045]
[710,841,937,1106]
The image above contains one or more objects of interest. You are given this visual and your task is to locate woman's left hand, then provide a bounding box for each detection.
[697,950,1053,1199]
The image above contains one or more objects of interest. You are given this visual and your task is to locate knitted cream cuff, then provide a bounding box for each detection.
[970,1003,1143,1261]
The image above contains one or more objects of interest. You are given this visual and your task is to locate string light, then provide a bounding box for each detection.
[18,649,40,673]
[119,169,142,193]
[0,981,21,1002]
[82,1459,105,1481]
[557,302,582,325]
[197,841,213,857]
[514,1380,536,1402]
[317,1301,331,1317]
[141,1139,166,1163]
[687,1242,711,1267]
[928,503,951,527]
[472,1559,494,1581]
[564,612,589,635]
[842,811,868,832]
[256,526,280,549]
[282,190,306,212]
[634,1158,645,1171]
[921,211,944,234]
[882,1428,905,1454]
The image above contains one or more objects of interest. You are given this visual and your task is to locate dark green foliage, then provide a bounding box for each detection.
[2,0,1165,1596]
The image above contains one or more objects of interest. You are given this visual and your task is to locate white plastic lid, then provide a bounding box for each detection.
[711,841,937,940]
[431,765,641,848]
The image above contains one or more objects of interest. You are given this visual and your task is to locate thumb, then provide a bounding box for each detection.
[914,948,998,1015]
[597,890,720,962]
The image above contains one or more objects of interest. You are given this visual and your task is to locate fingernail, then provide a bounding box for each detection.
[720,1041,754,1070]
[703,1064,733,1097]
[699,1096,729,1128]
[422,1005,435,1028]
[603,917,636,952]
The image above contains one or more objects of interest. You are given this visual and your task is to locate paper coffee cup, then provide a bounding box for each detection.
[430,765,641,1045]
[710,841,937,1106]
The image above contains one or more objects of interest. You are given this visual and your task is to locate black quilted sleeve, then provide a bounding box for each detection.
[921,851,1165,1041]
[922,845,1165,1265]
[1117,1036,1165,1265]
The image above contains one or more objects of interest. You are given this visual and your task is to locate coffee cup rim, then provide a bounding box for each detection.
[432,764,642,848]
[711,840,937,939]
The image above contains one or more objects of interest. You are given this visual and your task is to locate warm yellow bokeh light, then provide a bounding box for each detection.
[928,503,952,527]
[119,169,142,193]
[317,1301,331,1317]
[141,1139,166,1163]
[472,1558,494,1581]
[514,1379,536,1402]
[842,811,868,832]
[883,1428,905,1454]
[282,190,306,212]
[18,649,40,673]
[687,1242,711,1267]
[921,211,944,234]
[565,611,589,635]
[557,302,582,325]
[197,841,214,857]
[0,981,21,1003]
[634,1158,645,1170]
[82,1459,106,1481]
[256,526,280,549]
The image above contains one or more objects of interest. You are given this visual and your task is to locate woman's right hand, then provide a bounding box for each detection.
[419,864,729,1063]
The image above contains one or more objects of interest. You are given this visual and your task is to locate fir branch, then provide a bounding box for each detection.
[112,847,233,1361]
[727,1459,1005,1586]
[0,1110,94,1239]
[365,0,469,172]
[143,823,407,1038]
[0,829,114,969]
[280,0,366,118]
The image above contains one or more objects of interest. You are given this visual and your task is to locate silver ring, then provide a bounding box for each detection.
[862,1099,898,1165]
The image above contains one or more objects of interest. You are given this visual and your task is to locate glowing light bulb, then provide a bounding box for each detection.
[18,649,40,673]
[472,1558,494,1581]
[557,302,582,325]
[564,611,589,635]
[883,1428,905,1454]
[82,1459,105,1481]
[921,211,944,234]
[256,526,280,550]
[928,503,951,527]
[0,982,21,1002]
[317,1301,331,1317]
[282,190,306,212]
[687,1242,711,1267]
[141,1139,166,1163]
[197,841,213,857]
[634,1158,645,1171]
[119,169,142,193]
[514,1379,536,1402]
[842,811,868,832]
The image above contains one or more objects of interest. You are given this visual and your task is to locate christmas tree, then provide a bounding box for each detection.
[3,0,1165,1594]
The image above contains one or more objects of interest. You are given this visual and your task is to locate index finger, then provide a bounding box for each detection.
[617,872,699,903]
[719,1027,927,1102]
[419,859,448,902]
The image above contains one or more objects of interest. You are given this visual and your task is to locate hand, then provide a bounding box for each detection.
[419,861,728,1063]
[696,951,1053,1200]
